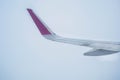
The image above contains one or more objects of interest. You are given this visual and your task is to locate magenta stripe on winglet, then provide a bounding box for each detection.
[27,9,51,35]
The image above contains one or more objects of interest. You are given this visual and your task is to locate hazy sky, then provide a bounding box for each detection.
[0,0,120,80]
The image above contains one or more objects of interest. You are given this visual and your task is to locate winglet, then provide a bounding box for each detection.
[27,8,53,35]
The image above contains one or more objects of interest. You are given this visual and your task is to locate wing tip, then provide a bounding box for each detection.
[27,8,32,11]
[27,8,53,35]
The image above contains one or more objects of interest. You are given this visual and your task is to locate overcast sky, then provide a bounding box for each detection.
[0,0,120,80]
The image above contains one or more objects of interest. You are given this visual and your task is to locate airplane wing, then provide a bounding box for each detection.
[84,49,118,56]
[27,8,119,56]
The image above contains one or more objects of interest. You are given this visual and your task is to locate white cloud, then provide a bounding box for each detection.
[97,54,119,62]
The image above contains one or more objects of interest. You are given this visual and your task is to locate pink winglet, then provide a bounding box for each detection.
[27,8,51,35]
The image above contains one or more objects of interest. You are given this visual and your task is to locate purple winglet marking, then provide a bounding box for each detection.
[27,9,51,35]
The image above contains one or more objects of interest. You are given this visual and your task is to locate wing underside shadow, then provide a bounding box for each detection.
[84,49,119,56]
